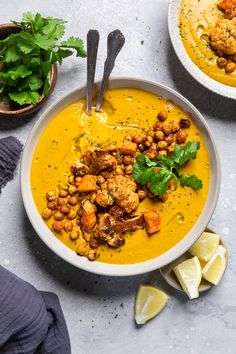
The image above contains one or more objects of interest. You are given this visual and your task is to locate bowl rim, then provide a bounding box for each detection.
[0,23,57,116]
[21,77,221,277]
[168,0,236,100]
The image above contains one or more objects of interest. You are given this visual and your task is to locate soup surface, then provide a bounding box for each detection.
[31,88,210,264]
[180,0,236,86]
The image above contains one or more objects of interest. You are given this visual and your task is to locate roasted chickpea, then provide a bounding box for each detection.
[158,150,167,156]
[159,192,169,203]
[171,123,180,133]
[52,221,64,233]
[116,166,125,175]
[58,197,67,206]
[47,201,58,210]
[137,143,145,152]
[132,134,144,144]
[225,61,236,73]
[155,130,165,141]
[96,175,105,186]
[123,155,132,165]
[138,189,147,199]
[68,175,75,185]
[162,125,172,136]
[64,221,73,232]
[125,165,133,175]
[75,177,82,186]
[176,131,188,144]
[70,229,80,240]
[146,149,157,160]
[60,204,70,214]
[46,191,56,202]
[147,191,155,199]
[144,136,153,147]
[157,110,168,122]
[217,57,228,68]
[82,232,91,242]
[147,129,155,138]
[153,122,162,131]
[59,188,68,198]
[179,118,191,129]
[53,210,65,221]
[232,54,236,63]
[150,142,158,150]
[167,143,175,155]
[89,237,100,249]
[87,250,99,261]
[165,134,174,145]
[76,243,87,256]
[67,208,77,220]
[42,208,52,220]
[157,141,168,149]
[68,185,77,196]
[68,196,79,206]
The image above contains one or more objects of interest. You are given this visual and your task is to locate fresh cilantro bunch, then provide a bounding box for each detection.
[0,12,86,106]
[132,141,203,197]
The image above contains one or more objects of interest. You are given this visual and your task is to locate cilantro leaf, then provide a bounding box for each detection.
[173,141,200,166]
[54,48,73,65]
[34,33,55,50]
[4,46,20,63]
[18,74,43,91]
[180,174,203,191]
[1,65,32,80]
[60,36,87,57]
[34,13,44,31]
[132,154,156,185]
[156,155,175,171]
[21,12,36,25]
[9,91,40,105]
[17,32,36,54]
[150,169,173,196]
[42,18,65,39]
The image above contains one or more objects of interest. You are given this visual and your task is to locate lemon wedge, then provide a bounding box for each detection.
[189,232,220,262]
[202,245,227,285]
[135,285,169,325]
[173,256,202,299]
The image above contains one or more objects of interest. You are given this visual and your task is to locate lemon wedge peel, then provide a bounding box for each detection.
[202,245,227,286]
[189,232,220,262]
[135,285,169,325]
[173,256,202,300]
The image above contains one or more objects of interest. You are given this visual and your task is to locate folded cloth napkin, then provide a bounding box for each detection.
[0,136,22,193]
[0,265,71,354]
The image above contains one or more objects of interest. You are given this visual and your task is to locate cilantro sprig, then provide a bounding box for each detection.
[132,141,203,197]
[0,12,86,106]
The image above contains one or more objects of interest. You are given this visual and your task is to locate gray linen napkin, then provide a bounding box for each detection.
[0,136,71,353]
[0,265,71,354]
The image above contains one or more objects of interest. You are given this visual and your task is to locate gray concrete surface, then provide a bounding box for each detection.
[0,1,236,353]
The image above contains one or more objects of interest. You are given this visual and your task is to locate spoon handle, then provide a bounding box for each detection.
[86,30,100,115]
[95,29,125,112]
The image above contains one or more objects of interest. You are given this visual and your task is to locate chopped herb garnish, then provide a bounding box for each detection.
[132,141,203,196]
[0,12,86,106]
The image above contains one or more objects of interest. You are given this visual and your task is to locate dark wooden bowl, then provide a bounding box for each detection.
[0,24,57,117]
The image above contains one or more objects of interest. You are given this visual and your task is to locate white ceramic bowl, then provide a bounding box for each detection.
[21,78,221,276]
[168,0,236,99]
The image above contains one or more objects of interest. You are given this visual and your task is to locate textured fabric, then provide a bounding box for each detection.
[0,265,71,354]
[0,136,22,193]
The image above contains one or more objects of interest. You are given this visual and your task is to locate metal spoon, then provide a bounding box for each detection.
[95,29,125,112]
[86,29,100,115]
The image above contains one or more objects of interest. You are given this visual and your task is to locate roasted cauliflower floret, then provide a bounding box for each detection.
[106,175,139,213]
[209,17,236,56]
